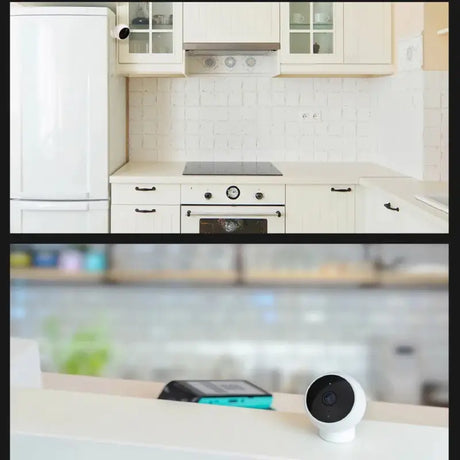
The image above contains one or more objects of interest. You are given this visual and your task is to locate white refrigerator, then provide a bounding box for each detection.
[10,6,126,233]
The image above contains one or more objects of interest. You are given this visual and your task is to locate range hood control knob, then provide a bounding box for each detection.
[204,192,212,200]
[255,192,264,200]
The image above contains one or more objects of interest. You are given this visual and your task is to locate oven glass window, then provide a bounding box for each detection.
[199,219,268,234]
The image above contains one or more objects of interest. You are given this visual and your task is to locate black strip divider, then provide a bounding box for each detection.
[10,233,449,245]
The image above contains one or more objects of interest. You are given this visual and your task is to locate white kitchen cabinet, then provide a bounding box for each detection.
[280,2,393,75]
[280,2,344,64]
[355,186,448,233]
[111,183,180,205]
[343,2,392,64]
[111,205,180,233]
[10,200,108,234]
[183,2,279,43]
[116,2,184,75]
[286,185,355,233]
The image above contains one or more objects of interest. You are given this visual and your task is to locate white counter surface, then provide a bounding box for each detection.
[359,177,449,223]
[110,161,405,185]
[11,373,448,460]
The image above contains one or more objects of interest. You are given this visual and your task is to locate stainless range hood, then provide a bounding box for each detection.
[184,42,280,55]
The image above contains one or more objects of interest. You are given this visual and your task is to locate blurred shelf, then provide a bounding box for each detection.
[106,269,238,284]
[10,267,447,287]
[379,272,448,286]
[437,28,448,35]
[245,269,377,286]
[244,268,448,287]
[10,268,106,283]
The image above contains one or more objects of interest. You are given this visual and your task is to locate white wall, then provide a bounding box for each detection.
[369,35,449,181]
[128,47,448,181]
[128,76,374,163]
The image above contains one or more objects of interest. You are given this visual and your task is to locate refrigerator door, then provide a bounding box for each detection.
[10,12,109,200]
[10,200,108,233]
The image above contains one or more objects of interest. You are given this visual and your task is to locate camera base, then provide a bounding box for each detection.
[319,427,356,443]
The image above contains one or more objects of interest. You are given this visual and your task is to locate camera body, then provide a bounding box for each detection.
[304,372,366,443]
[111,24,130,40]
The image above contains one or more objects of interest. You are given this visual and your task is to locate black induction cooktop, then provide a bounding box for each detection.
[183,162,283,176]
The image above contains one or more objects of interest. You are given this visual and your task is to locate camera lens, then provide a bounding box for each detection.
[120,27,130,39]
[322,390,337,406]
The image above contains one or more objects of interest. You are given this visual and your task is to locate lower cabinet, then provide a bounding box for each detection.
[355,186,448,233]
[111,205,180,233]
[286,185,355,233]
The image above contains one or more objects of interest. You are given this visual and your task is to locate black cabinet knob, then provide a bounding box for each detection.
[204,192,212,200]
[255,192,264,200]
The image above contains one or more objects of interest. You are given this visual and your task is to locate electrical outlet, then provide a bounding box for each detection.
[312,111,322,121]
[299,110,322,122]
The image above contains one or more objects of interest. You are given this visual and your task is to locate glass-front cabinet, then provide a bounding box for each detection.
[117,2,183,64]
[280,2,344,64]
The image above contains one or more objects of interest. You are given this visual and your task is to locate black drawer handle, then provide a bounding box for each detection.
[331,187,352,192]
[384,202,399,212]
[135,208,156,213]
[135,186,156,191]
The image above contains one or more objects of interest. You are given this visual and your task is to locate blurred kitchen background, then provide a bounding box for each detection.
[10,244,448,407]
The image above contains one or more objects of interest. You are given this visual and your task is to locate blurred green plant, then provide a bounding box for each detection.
[43,316,111,376]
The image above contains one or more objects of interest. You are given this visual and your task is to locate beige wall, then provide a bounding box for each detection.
[423,2,448,70]
[392,2,448,71]
[393,2,424,41]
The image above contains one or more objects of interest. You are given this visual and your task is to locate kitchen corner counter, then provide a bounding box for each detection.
[11,372,448,460]
[41,372,448,428]
[359,177,449,223]
[110,161,405,185]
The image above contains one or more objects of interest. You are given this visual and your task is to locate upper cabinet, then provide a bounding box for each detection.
[280,2,393,75]
[116,2,184,75]
[280,2,344,64]
[115,2,393,77]
[183,2,279,43]
[343,2,392,64]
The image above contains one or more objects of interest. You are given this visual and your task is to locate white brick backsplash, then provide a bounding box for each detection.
[128,68,447,172]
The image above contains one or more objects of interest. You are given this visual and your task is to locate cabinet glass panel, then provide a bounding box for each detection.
[312,2,333,30]
[151,2,173,30]
[290,33,311,54]
[129,32,149,54]
[129,2,149,30]
[312,33,333,54]
[152,32,173,54]
[290,2,310,30]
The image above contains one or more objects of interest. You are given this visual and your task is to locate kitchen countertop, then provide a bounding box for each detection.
[359,177,449,223]
[11,373,448,459]
[41,373,448,428]
[110,161,406,185]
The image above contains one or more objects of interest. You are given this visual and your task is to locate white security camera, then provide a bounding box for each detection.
[112,24,130,40]
[304,372,366,443]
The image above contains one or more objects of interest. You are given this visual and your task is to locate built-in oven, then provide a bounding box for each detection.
[180,184,285,234]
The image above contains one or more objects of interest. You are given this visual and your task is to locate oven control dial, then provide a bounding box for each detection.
[255,192,264,200]
[226,186,240,200]
[204,192,212,200]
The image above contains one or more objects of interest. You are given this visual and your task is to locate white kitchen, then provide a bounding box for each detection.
[10,2,449,233]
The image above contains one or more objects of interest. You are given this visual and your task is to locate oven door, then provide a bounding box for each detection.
[181,206,285,234]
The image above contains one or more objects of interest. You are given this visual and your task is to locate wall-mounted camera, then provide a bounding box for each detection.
[111,24,130,40]
[304,372,366,443]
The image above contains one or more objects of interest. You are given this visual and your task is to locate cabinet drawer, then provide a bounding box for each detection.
[111,183,180,205]
[111,205,180,233]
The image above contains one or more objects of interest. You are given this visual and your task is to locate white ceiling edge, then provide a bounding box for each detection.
[15,2,117,13]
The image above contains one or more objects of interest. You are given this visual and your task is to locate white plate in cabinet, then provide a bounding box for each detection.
[111,183,180,205]
[111,205,180,233]
[286,185,355,233]
[280,2,344,64]
[116,2,184,75]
